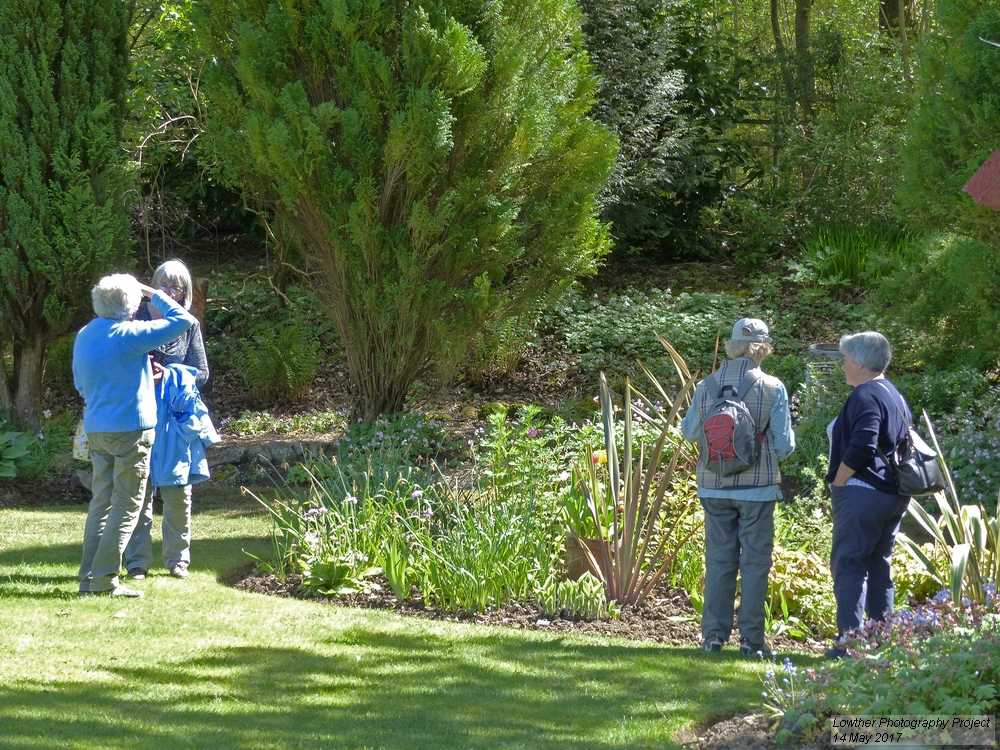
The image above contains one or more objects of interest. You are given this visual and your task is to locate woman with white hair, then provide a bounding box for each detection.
[73,274,195,597]
[825,331,911,659]
[124,259,210,581]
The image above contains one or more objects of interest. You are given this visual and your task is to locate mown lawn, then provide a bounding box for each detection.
[0,485,787,750]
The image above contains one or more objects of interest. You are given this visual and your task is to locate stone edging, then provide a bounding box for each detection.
[206,438,337,483]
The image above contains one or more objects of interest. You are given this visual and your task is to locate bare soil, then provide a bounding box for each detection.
[228,564,826,655]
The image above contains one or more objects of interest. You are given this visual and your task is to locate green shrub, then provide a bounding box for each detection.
[0,429,34,478]
[894,366,994,418]
[799,595,1000,718]
[541,287,744,378]
[768,547,836,638]
[876,234,1000,371]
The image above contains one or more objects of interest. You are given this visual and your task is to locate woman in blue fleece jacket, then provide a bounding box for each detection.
[73,274,195,597]
[825,331,910,658]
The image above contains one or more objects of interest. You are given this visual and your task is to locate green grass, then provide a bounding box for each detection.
[0,485,805,749]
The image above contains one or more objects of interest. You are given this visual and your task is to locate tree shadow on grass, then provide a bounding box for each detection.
[0,629,746,750]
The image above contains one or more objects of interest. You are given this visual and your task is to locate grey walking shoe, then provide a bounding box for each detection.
[126,567,147,581]
[701,635,725,652]
[170,563,189,579]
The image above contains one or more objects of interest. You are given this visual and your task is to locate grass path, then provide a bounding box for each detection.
[0,486,802,749]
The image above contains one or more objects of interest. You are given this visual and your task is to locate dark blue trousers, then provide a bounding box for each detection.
[829,484,909,637]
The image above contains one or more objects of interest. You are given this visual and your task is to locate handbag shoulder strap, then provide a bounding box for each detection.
[873,380,913,464]
[873,380,912,428]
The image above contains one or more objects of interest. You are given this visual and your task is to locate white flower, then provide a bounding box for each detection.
[42,410,52,420]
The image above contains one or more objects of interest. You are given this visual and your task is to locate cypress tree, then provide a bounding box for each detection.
[0,0,131,428]
[897,1,1000,243]
[198,0,616,420]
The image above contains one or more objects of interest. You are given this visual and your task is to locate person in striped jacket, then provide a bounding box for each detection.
[681,318,795,656]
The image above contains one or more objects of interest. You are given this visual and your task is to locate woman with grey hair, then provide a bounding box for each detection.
[73,274,195,597]
[125,259,210,581]
[825,331,911,658]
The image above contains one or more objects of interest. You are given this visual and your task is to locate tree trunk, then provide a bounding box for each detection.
[794,0,814,123]
[0,345,12,416]
[771,0,796,103]
[899,0,911,81]
[11,335,46,431]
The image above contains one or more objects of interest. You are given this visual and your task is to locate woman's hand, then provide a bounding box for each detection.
[831,462,856,487]
[151,359,165,385]
[138,283,157,298]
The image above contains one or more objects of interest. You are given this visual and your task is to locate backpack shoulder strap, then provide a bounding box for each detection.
[735,369,764,401]
[703,372,723,403]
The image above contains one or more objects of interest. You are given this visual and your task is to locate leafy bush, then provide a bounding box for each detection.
[767,548,836,638]
[0,429,34,478]
[541,287,745,378]
[796,594,1000,720]
[876,234,1000,371]
[579,0,747,259]
[894,366,994,418]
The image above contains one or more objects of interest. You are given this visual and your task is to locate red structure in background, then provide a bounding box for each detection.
[963,147,1000,210]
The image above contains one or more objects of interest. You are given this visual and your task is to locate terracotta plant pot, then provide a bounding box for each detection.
[564,536,610,581]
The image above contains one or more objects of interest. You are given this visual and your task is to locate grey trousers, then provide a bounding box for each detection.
[124,483,194,571]
[700,497,775,645]
[79,429,154,593]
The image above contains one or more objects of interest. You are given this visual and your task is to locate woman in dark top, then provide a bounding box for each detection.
[825,331,910,658]
[124,259,209,580]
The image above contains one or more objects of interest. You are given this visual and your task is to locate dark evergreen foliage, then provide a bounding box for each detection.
[0,0,132,428]
[579,0,746,259]
[897,0,1000,244]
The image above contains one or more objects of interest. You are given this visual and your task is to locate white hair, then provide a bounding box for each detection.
[92,274,141,321]
[725,339,773,365]
[839,331,892,373]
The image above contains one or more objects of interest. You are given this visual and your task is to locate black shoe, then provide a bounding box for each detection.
[740,637,772,657]
[127,567,147,581]
[824,646,851,659]
[702,635,725,652]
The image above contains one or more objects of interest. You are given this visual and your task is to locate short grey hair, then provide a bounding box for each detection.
[725,339,774,365]
[151,259,193,310]
[839,331,892,373]
[92,274,142,321]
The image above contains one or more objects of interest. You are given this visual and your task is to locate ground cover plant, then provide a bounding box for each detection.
[0,489,779,749]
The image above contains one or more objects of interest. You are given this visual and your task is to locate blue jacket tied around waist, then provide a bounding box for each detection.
[151,364,221,488]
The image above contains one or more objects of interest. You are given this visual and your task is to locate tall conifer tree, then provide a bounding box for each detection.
[0,0,131,428]
[198,0,616,420]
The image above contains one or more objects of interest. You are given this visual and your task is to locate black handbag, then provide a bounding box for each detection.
[875,382,946,497]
